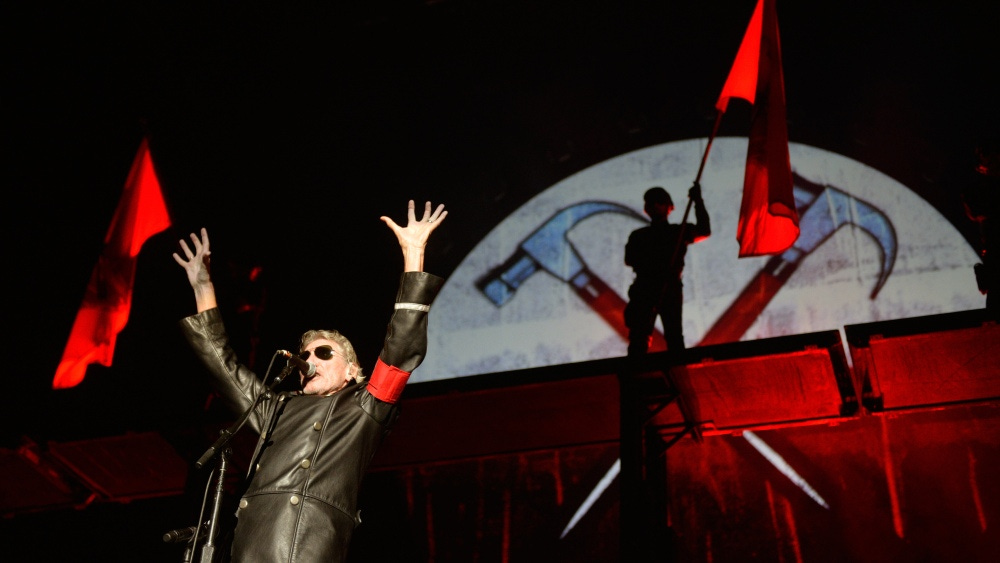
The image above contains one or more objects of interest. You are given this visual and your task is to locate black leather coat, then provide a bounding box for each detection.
[180,271,444,562]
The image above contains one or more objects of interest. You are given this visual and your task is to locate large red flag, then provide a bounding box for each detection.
[716,0,798,257]
[53,138,172,389]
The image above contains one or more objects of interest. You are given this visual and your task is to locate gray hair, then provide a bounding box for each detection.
[298,329,366,383]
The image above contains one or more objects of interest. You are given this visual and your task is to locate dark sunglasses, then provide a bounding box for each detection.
[299,345,343,362]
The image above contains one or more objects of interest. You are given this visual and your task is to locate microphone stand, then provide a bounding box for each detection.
[171,361,296,563]
[196,447,230,563]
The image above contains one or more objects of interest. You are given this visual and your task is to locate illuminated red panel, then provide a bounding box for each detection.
[847,310,999,410]
[0,444,79,516]
[374,368,622,468]
[46,432,188,502]
[645,331,855,435]
[668,348,849,430]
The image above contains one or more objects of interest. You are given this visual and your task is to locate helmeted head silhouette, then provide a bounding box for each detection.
[643,186,673,217]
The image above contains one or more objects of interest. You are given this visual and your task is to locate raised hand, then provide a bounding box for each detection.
[173,227,217,311]
[380,200,448,272]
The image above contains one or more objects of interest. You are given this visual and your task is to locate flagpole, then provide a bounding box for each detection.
[670,108,724,267]
[695,109,725,185]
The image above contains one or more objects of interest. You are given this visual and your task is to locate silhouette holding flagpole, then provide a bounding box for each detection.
[675,0,798,261]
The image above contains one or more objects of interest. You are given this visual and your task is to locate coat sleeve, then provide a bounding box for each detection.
[686,196,712,242]
[365,271,444,404]
[179,307,270,433]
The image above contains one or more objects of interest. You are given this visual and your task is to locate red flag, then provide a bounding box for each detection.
[53,138,172,389]
[717,0,798,257]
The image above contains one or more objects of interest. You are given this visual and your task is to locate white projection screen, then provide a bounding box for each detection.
[415,137,984,383]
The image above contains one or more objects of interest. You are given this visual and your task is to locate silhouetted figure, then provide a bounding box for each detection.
[963,139,1000,318]
[624,183,710,356]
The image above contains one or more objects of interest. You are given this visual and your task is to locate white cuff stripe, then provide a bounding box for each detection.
[395,302,430,312]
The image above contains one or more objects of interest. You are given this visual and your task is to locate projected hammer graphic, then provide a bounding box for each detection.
[699,171,897,344]
[476,173,897,347]
[477,200,646,342]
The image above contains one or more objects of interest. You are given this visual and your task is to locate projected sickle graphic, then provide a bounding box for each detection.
[698,172,897,345]
[476,200,646,342]
[476,174,897,349]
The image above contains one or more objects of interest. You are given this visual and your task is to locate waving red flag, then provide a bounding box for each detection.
[53,138,172,389]
[717,0,798,257]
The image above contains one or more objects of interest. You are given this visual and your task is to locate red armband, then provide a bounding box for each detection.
[366,358,410,404]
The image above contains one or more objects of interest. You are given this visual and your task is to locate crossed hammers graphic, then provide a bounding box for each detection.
[476,173,899,538]
[476,172,897,346]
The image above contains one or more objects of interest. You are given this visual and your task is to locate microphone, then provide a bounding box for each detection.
[278,350,316,377]
[162,522,209,543]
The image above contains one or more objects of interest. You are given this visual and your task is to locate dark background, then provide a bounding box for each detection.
[4,0,997,497]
